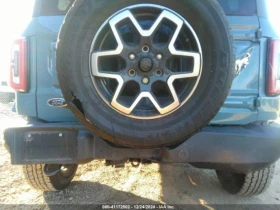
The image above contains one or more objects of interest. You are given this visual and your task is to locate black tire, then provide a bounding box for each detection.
[57,0,235,148]
[23,164,78,191]
[216,164,275,196]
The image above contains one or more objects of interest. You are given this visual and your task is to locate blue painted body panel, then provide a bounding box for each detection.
[16,9,280,124]
[19,16,76,121]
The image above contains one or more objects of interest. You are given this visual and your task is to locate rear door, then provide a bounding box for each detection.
[211,0,261,124]
[32,0,261,124]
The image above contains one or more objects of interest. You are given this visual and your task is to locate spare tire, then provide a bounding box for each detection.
[57,0,234,148]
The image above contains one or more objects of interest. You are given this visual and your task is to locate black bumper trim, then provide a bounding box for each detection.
[4,123,280,173]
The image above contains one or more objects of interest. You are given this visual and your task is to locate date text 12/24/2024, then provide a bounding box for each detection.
[102,205,176,209]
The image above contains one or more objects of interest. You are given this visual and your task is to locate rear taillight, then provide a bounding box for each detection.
[267,39,280,96]
[10,38,28,92]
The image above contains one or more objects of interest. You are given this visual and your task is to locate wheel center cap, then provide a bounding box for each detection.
[139,57,153,72]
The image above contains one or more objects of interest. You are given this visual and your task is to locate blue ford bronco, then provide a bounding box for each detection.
[4,0,280,196]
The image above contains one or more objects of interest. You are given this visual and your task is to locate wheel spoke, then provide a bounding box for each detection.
[90,5,202,118]
[108,10,186,37]
[91,51,125,113]
[165,54,201,114]
[91,11,126,78]
[164,11,201,112]
[91,12,130,113]
[168,13,201,79]
[112,91,176,115]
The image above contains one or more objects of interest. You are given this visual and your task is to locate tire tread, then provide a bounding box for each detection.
[237,165,275,196]
[23,165,57,191]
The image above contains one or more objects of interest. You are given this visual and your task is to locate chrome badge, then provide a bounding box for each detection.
[47,98,66,107]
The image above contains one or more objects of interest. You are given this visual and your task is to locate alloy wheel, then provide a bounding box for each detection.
[90,4,202,119]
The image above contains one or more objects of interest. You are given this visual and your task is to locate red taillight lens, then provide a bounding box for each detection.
[267,39,280,96]
[10,38,28,92]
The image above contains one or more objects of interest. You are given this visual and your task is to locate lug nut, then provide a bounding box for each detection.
[128,69,136,77]
[142,45,150,53]
[156,54,163,60]
[142,77,149,84]
[155,69,163,76]
[129,53,136,60]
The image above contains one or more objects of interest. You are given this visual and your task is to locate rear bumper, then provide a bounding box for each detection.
[4,123,280,173]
